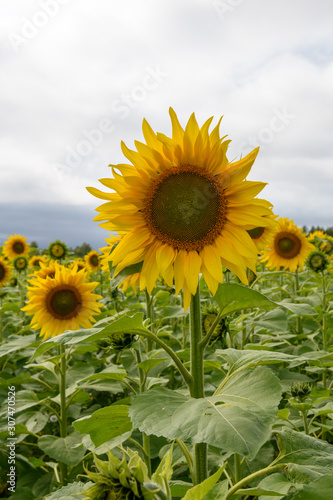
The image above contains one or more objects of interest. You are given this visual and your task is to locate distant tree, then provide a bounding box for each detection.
[29,241,40,255]
[74,242,92,257]
[302,225,308,234]
[326,227,333,237]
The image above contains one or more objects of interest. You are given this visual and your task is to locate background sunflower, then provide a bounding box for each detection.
[22,262,102,340]
[261,217,315,272]
[0,257,12,287]
[3,234,29,259]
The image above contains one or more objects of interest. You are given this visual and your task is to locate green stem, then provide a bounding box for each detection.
[295,268,302,334]
[59,345,68,485]
[302,411,309,435]
[189,288,207,485]
[145,289,154,351]
[0,298,3,343]
[135,348,151,477]
[226,463,285,499]
[175,439,194,478]
[234,453,242,482]
[280,273,284,301]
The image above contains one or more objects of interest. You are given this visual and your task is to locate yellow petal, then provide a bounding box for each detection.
[184,251,202,295]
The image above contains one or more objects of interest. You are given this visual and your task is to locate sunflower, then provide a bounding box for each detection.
[306,250,328,273]
[319,238,333,255]
[69,258,88,273]
[3,234,29,259]
[85,250,101,270]
[13,255,29,272]
[33,261,57,280]
[0,257,12,287]
[261,218,315,273]
[22,262,102,340]
[308,230,327,242]
[87,109,275,309]
[48,240,68,260]
[247,215,277,252]
[29,255,49,269]
[100,234,141,292]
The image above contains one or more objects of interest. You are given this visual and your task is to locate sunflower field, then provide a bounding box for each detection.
[1,111,333,500]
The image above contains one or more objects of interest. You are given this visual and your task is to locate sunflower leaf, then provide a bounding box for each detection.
[129,366,282,459]
[214,283,316,316]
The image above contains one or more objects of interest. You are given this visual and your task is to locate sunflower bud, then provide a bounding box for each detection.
[83,448,166,500]
[290,382,311,399]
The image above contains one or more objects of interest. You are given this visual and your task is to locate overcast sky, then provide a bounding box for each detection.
[1,0,333,250]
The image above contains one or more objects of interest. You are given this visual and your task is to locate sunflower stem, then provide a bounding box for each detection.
[59,344,68,485]
[294,268,302,334]
[145,289,154,351]
[0,298,3,343]
[135,348,152,477]
[189,287,207,485]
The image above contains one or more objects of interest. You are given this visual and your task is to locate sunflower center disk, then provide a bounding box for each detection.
[90,255,99,267]
[46,286,82,319]
[13,242,24,254]
[52,244,65,257]
[0,265,4,281]
[310,255,323,268]
[144,166,227,251]
[276,233,301,259]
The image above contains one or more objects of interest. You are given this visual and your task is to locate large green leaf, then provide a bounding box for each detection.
[214,283,316,316]
[38,432,86,466]
[130,366,282,459]
[215,349,300,379]
[0,334,37,358]
[44,481,93,499]
[288,474,333,499]
[73,405,132,447]
[275,428,333,482]
[77,365,127,383]
[30,312,144,359]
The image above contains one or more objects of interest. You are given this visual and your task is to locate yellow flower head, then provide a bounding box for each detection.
[85,250,101,270]
[3,234,29,259]
[48,240,68,260]
[261,218,315,272]
[22,262,102,340]
[87,109,275,309]
[0,257,12,287]
[247,215,278,252]
[29,255,49,269]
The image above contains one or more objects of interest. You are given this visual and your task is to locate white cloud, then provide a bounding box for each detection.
[1,0,333,245]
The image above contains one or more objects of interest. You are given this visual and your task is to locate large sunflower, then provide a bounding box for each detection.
[87,109,275,308]
[22,263,102,340]
[3,234,29,259]
[261,218,315,272]
[0,257,12,287]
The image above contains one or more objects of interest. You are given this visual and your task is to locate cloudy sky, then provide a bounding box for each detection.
[1,0,333,250]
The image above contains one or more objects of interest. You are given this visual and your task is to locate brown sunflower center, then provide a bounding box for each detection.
[13,242,24,254]
[51,244,65,257]
[0,263,5,281]
[15,257,27,270]
[143,165,228,251]
[90,255,99,267]
[46,285,82,319]
[275,232,301,259]
[247,227,265,240]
